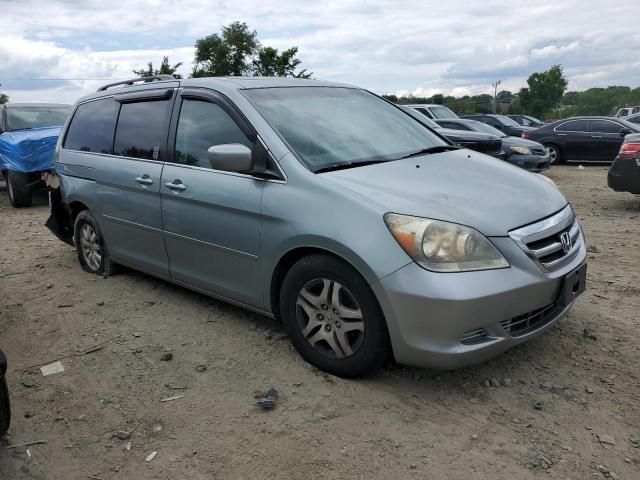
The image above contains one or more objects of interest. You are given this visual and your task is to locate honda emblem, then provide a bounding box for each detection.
[560,232,572,253]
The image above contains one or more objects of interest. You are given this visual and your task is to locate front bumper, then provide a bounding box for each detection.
[372,236,586,369]
[608,157,640,194]
[506,153,551,172]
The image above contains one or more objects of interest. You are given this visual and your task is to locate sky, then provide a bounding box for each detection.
[1,0,639,104]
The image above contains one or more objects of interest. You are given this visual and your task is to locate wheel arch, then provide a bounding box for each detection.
[268,245,378,319]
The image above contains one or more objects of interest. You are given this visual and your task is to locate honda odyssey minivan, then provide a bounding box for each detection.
[48,76,587,377]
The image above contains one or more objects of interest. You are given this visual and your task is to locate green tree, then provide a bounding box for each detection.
[192,21,259,77]
[0,93,8,104]
[252,46,312,78]
[192,22,311,78]
[518,65,568,118]
[133,56,183,78]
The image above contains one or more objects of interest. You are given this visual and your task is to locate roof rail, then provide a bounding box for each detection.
[97,75,177,92]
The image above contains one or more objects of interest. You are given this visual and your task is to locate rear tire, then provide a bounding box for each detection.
[279,254,389,378]
[6,171,32,207]
[544,144,564,165]
[73,210,116,276]
[0,377,10,436]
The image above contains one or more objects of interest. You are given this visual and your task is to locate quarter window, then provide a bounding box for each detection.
[556,120,588,132]
[174,99,252,169]
[63,98,119,153]
[590,120,622,134]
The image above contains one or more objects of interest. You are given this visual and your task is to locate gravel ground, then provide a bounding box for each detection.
[0,165,639,480]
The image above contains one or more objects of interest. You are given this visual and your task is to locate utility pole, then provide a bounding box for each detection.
[492,80,501,114]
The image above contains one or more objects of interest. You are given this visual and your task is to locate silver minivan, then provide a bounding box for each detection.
[48,76,587,377]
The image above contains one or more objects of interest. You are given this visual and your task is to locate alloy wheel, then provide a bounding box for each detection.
[545,145,558,163]
[79,223,102,271]
[295,278,365,359]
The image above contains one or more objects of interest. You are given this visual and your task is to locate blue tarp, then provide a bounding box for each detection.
[0,126,62,173]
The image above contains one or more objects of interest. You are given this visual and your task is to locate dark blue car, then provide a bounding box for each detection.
[0,103,71,207]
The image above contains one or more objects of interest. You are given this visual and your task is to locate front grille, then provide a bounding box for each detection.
[500,303,559,337]
[509,206,583,271]
[459,140,502,154]
[460,327,489,345]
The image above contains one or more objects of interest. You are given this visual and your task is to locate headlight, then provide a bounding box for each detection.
[510,146,532,155]
[384,214,509,272]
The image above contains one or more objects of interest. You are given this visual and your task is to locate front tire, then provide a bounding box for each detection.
[6,171,32,208]
[544,144,564,165]
[73,210,116,276]
[0,377,10,436]
[280,255,389,378]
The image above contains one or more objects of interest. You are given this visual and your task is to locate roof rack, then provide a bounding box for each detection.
[97,75,177,92]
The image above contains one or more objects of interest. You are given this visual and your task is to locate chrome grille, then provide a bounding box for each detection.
[500,304,559,337]
[509,205,583,271]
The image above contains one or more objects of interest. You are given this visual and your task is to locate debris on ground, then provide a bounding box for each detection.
[160,352,173,361]
[114,430,131,440]
[40,361,65,376]
[195,365,207,372]
[255,386,279,410]
[7,440,48,449]
[159,394,184,403]
[587,245,601,253]
[145,451,158,462]
[597,433,616,446]
[583,327,598,340]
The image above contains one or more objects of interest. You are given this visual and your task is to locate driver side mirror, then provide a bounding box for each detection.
[207,144,253,173]
[620,128,632,137]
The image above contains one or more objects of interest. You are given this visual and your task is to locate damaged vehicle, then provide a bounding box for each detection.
[608,133,640,194]
[0,103,71,207]
[48,76,587,377]
[0,349,9,436]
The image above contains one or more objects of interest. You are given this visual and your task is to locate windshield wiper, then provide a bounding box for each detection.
[314,159,389,173]
[398,145,460,159]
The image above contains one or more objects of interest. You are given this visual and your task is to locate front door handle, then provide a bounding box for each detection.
[135,175,153,186]
[591,135,603,139]
[165,180,187,192]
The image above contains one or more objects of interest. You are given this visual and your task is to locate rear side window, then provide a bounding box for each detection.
[556,120,588,132]
[113,100,172,160]
[174,99,252,169]
[64,98,119,153]
[590,120,622,134]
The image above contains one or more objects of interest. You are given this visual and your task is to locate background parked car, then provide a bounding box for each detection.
[403,103,459,119]
[507,114,544,128]
[614,106,640,118]
[524,116,640,164]
[403,107,503,158]
[0,103,71,207]
[435,118,550,172]
[0,349,9,436]
[463,113,535,137]
[608,133,640,194]
[624,113,640,125]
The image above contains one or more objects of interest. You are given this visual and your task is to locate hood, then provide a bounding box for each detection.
[501,136,545,149]
[323,149,566,236]
[624,132,640,143]
[436,128,500,143]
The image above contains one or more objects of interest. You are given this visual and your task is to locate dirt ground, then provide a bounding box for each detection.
[0,165,638,480]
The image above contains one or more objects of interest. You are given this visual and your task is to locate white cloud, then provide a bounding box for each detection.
[0,0,639,103]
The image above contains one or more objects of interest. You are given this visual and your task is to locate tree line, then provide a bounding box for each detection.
[384,65,640,120]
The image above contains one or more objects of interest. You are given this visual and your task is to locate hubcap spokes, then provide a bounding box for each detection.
[80,224,102,271]
[546,146,557,162]
[296,278,364,359]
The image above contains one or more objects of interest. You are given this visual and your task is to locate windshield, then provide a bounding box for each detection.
[429,105,458,119]
[245,87,447,170]
[523,115,543,125]
[467,120,506,137]
[6,106,71,131]
[495,115,521,127]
